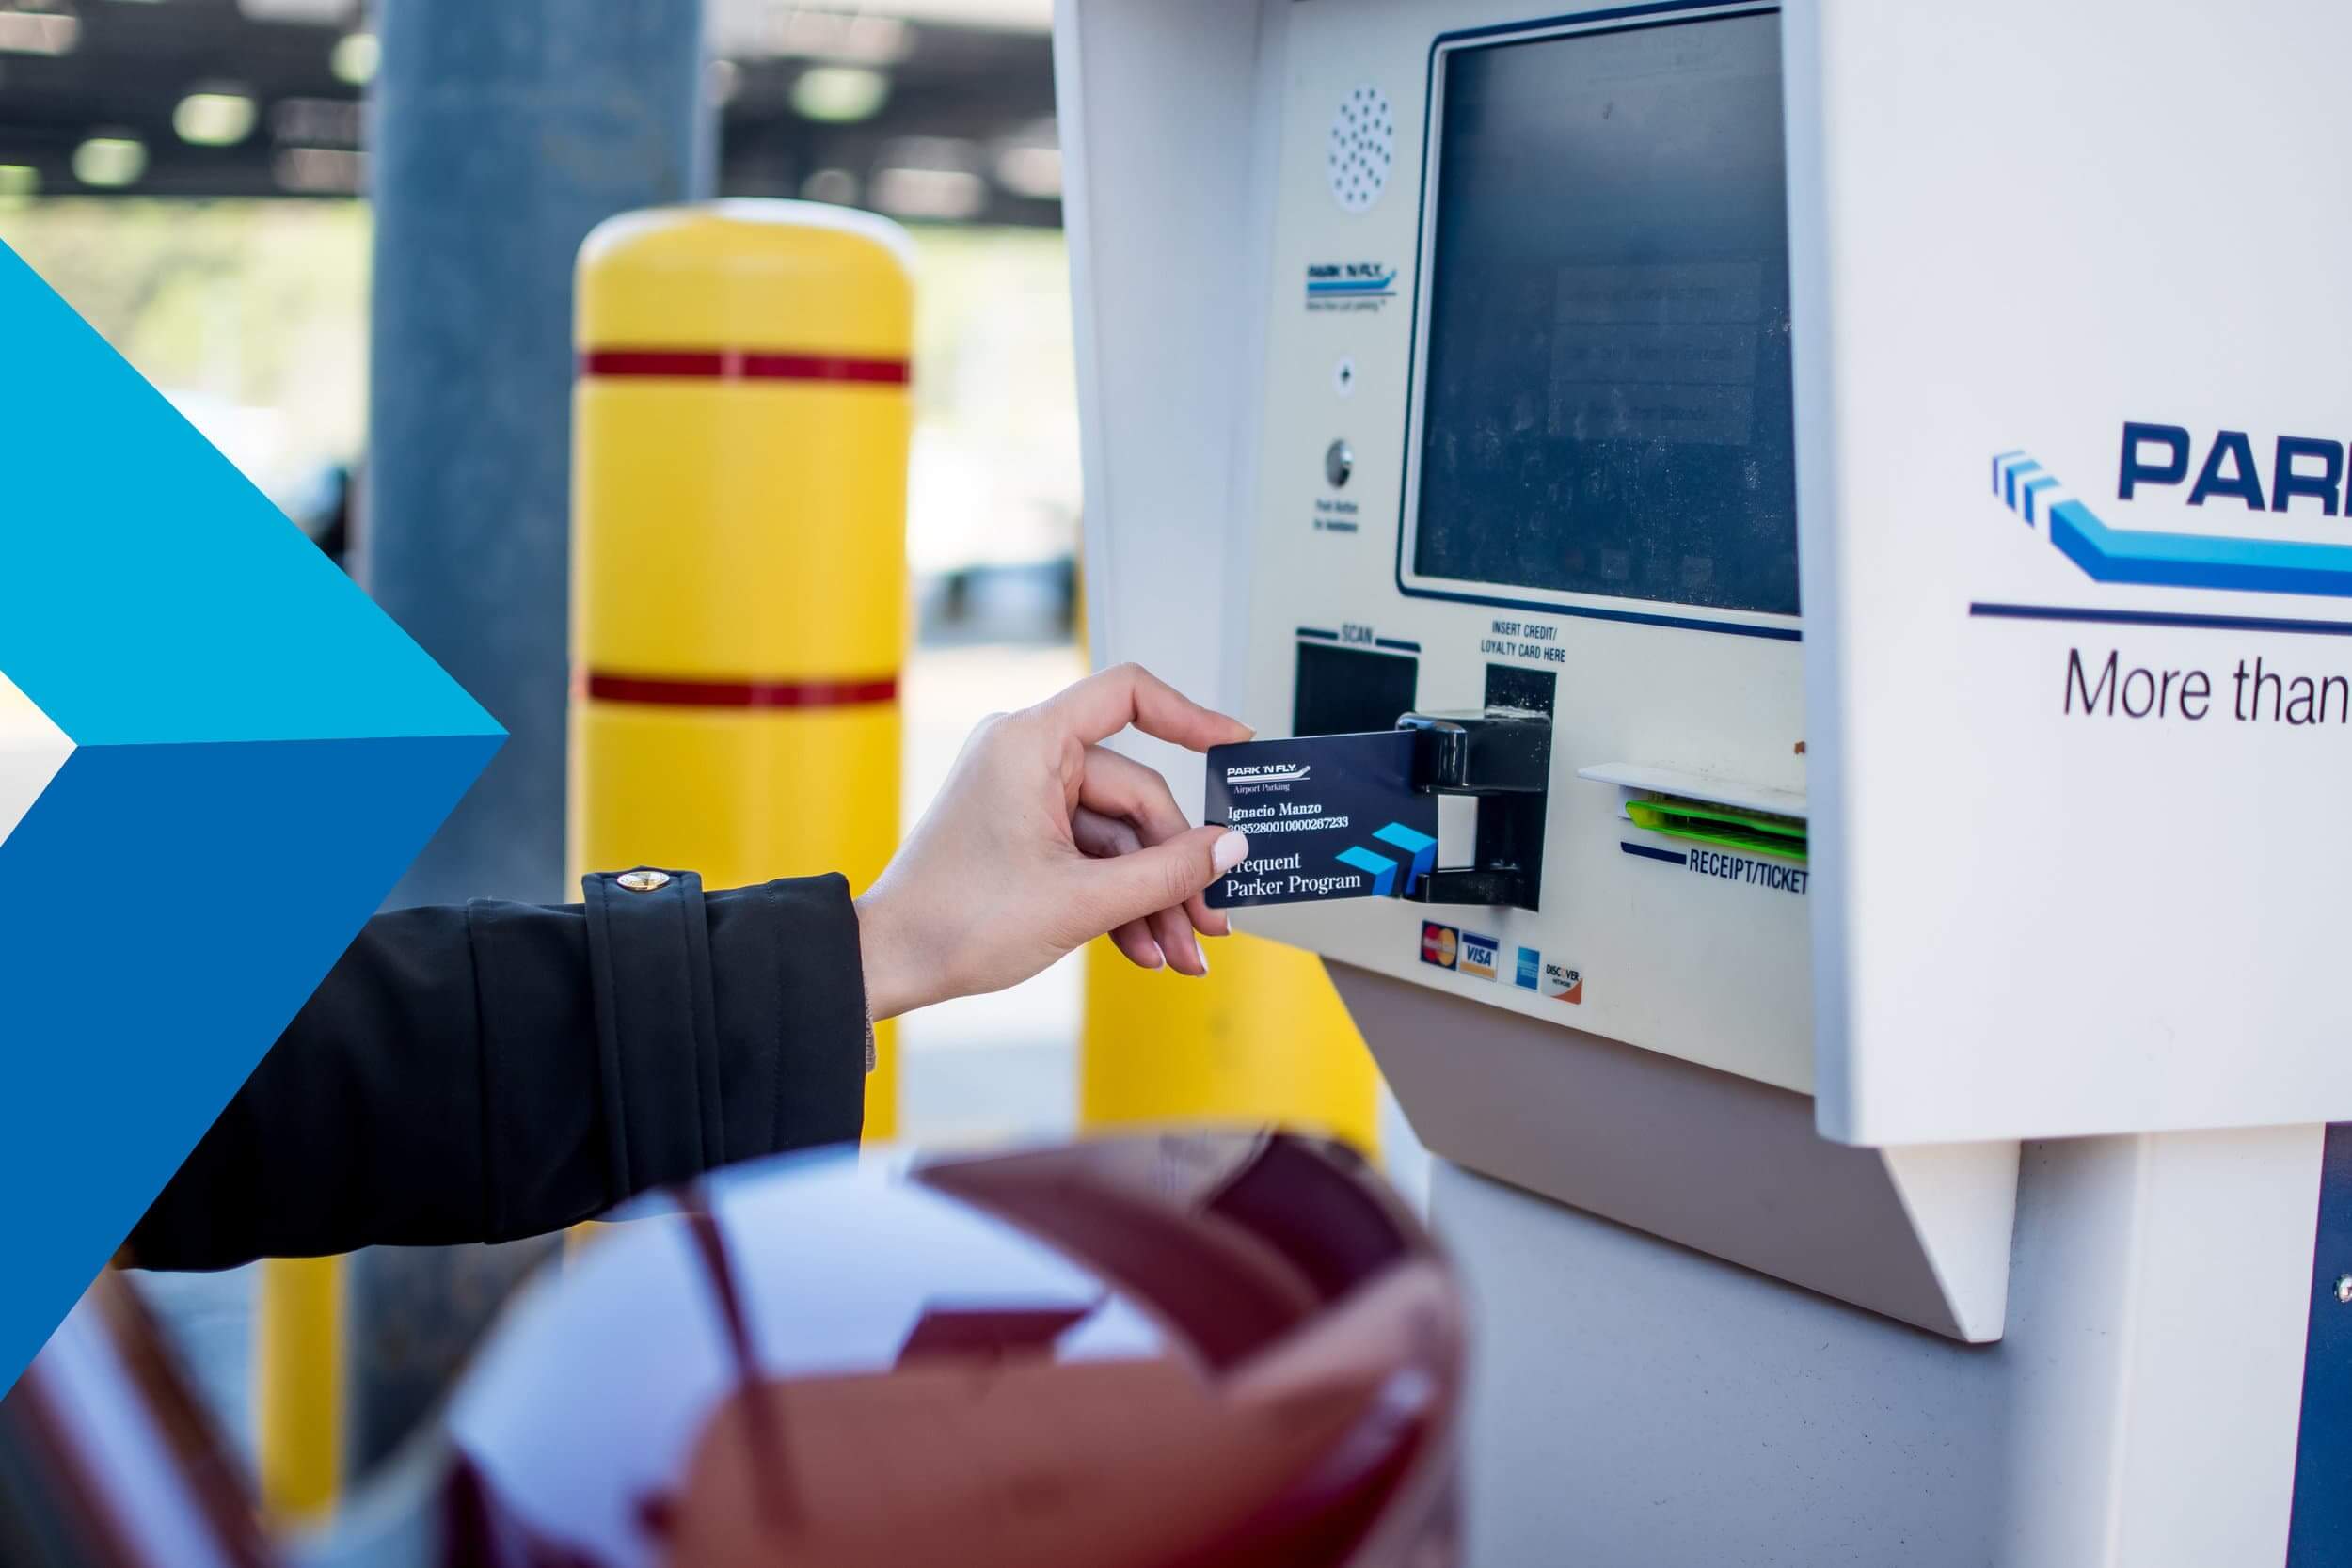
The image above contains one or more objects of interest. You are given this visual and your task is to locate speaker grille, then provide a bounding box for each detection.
[1327,85,1393,214]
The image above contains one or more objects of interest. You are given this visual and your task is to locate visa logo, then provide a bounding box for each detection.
[1459,931,1500,980]
[2120,422,2346,517]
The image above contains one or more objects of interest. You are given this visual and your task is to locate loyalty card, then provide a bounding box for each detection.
[1204,731,1438,909]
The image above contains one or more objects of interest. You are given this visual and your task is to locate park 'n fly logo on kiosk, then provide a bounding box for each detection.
[1990,423,2352,600]
[1306,261,1398,312]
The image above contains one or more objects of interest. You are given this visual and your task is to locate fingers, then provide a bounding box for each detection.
[1077,824,1250,954]
[1074,809,1166,972]
[1148,903,1205,977]
[1071,805,1144,860]
[1036,663,1254,752]
[1188,889,1232,942]
[1080,744,1189,844]
[1077,788,1208,972]
[1106,918,1163,971]
[1081,746,1232,940]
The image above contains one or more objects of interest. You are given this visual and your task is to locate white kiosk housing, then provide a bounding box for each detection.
[1056,2,2352,1562]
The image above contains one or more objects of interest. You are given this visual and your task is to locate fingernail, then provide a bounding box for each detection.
[1213,830,1248,873]
[1145,942,1165,969]
[1197,945,1211,974]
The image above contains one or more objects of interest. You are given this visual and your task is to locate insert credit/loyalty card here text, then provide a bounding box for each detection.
[1204,732,1438,910]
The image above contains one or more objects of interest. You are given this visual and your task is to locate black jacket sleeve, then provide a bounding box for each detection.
[125,869,868,1271]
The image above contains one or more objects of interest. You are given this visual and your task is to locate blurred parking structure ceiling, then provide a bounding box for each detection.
[0,0,1059,225]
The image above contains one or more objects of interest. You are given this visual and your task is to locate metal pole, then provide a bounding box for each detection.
[363,0,713,907]
[257,0,713,1504]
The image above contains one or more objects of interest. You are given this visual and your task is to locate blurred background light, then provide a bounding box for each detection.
[273,145,363,195]
[71,133,144,188]
[714,3,914,64]
[873,136,986,222]
[174,89,259,148]
[237,0,356,20]
[705,56,741,107]
[791,64,890,123]
[0,163,36,205]
[0,0,1061,218]
[872,165,984,221]
[800,166,859,205]
[0,2,77,57]
[715,0,1049,35]
[328,29,377,87]
[271,97,362,148]
[993,142,1059,200]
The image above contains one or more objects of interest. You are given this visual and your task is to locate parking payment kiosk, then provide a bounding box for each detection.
[1057,1,2352,1562]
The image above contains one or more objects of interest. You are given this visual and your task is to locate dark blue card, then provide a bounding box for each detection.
[1204,732,1438,909]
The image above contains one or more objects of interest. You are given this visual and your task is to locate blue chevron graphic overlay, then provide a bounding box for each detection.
[0,244,490,746]
[1372,820,1437,895]
[1335,843,1399,896]
[0,242,501,1396]
[1994,449,2352,599]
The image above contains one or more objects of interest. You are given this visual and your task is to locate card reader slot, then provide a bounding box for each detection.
[1625,795,1807,863]
[1395,706,1552,911]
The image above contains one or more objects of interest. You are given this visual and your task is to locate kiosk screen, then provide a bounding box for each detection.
[1410,10,1800,619]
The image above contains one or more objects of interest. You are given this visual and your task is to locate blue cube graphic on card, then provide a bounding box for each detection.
[1204,732,1438,910]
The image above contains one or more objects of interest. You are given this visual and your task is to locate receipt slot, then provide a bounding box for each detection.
[1060,2,2352,1563]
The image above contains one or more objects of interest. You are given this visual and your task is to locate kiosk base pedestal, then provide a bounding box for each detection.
[1429,1124,2323,1568]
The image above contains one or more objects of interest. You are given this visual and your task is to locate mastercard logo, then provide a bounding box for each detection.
[1420,922,1458,969]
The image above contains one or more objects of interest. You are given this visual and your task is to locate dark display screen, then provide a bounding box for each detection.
[1410,11,1800,618]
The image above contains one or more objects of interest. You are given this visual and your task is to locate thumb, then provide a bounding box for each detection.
[1079,824,1250,934]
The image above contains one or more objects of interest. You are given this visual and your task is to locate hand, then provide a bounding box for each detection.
[854,663,1254,1020]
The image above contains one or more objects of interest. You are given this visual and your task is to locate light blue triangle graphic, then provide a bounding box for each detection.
[0,240,503,1395]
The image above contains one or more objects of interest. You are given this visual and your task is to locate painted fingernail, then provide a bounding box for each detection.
[1213,830,1248,872]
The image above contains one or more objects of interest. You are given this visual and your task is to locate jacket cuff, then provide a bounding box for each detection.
[705,873,868,1162]
[580,868,868,1205]
[580,868,723,1196]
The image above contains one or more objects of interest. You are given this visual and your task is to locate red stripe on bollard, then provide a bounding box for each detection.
[585,672,899,709]
[579,349,911,385]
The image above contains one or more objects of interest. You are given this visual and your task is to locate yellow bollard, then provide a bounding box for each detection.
[1078,931,1379,1153]
[571,201,913,1137]
[253,1255,343,1518]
